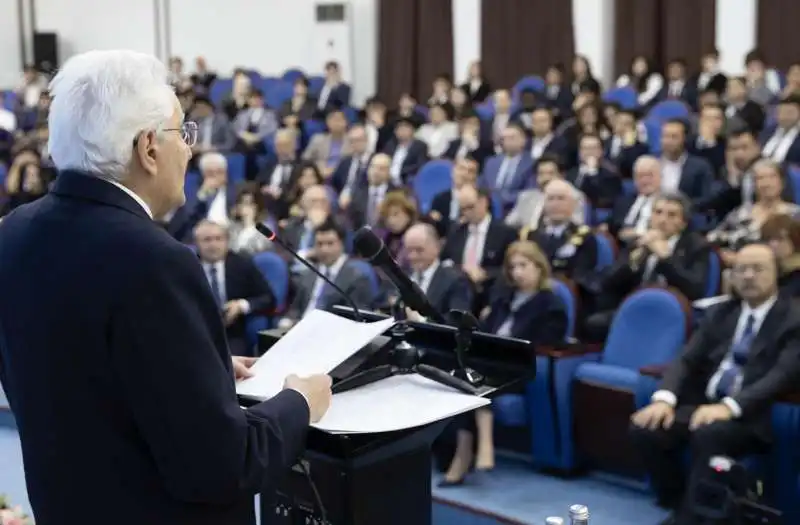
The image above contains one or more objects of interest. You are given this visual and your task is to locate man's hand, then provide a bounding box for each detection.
[404,307,424,322]
[690,403,733,430]
[647,239,671,259]
[631,401,675,430]
[232,356,258,381]
[428,210,442,222]
[464,265,487,283]
[223,300,246,326]
[284,374,333,423]
[338,192,352,210]
[618,227,639,242]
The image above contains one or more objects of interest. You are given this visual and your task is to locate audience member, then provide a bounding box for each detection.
[761,214,800,296]
[332,124,371,197]
[460,60,491,103]
[384,117,429,184]
[227,183,274,255]
[346,153,400,229]
[607,155,663,243]
[303,108,351,179]
[376,191,418,266]
[428,157,479,236]
[416,103,459,158]
[567,133,621,208]
[481,123,533,210]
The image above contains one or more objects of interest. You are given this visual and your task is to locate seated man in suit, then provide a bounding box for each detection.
[191,95,235,159]
[524,179,596,284]
[605,155,663,245]
[479,123,534,211]
[345,153,401,229]
[194,220,276,356]
[428,157,479,237]
[658,119,714,204]
[442,110,493,169]
[688,103,726,176]
[279,184,333,273]
[605,108,649,179]
[280,218,375,326]
[383,117,429,184]
[760,94,800,166]
[528,106,568,166]
[232,89,278,178]
[567,133,623,209]
[506,153,587,229]
[442,185,518,313]
[630,243,800,525]
[316,60,351,116]
[302,109,352,179]
[402,222,472,317]
[162,152,233,242]
[332,124,373,199]
[256,128,298,206]
[586,191,710,341]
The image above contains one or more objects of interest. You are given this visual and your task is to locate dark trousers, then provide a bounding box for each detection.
[629,405,767,521]
[227,335,253,357]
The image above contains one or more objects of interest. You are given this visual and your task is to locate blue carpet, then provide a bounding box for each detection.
[0,425,667,524]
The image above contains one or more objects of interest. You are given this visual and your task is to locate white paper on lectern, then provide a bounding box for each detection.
[692,295,731,310]
[313,374,490,434]
[236,310,396,399]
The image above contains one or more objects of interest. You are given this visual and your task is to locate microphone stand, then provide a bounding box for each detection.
[449,310,484,386]
[331,299,481,395]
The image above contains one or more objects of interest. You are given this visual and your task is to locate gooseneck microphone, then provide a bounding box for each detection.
[255,223,365,322]
[352,226,445,324]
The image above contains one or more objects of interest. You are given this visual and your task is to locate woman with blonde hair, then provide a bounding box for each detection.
[439,241,568,486]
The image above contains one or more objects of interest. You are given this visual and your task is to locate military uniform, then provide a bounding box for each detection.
[523,222,597,282]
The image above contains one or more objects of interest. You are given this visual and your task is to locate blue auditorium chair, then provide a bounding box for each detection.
[412,160,453,213]
[704,250,721,298]
[592,232,616,270]
[266,82,293,109]
[347,259,382,307]
[787,165,800,203]
[209,78,233,105]
[602,86,638,109]
[245,251,289,348]
[475,103,493,121]
[281,69,305,83]
[224,153,247,187]
[513,76,545,98]
[647,100,691,122]
[308,76,325,95]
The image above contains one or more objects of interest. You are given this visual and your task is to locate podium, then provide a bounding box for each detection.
[243,308,534,525]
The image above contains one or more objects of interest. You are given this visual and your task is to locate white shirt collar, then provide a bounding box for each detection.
[741,295,778,327]
[420,259,440,282]
[106,179,153,219]
[320,254,347,278]
[470,215,491,234]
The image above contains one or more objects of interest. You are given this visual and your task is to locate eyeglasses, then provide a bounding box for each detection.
[162,121,198,147]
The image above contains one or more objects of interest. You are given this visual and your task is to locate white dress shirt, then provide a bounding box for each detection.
[202,260,252,313]
[0,108,16,132]
[413,260,440,294]
[531,134,553,160]
[303,255,347,317]
[762,126,799,163]
[390,144,409,184]
[652,295,777,418]
[207,189,229,226]
[624,195,655,234]
[660,155,685,193]
[106,180,153,219]
[462,216,491,266]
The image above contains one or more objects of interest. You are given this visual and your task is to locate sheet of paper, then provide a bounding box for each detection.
[313,374,490,434]
[236,310,396,399]
[692,295,731,310]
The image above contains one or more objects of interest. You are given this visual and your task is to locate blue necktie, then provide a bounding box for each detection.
[715,314,756,399]
[209,266,223,308]
[314,267,330,307]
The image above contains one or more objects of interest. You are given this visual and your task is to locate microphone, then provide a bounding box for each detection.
[255,223,365,322]
[352,226,445,324]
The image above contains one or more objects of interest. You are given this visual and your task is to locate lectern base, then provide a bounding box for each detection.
[262,444,432,525]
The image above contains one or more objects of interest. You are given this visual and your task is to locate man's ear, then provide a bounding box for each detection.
[134,130,159,176]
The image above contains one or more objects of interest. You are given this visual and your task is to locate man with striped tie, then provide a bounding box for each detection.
[629,243,800,525]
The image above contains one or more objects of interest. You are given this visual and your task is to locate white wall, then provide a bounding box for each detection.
[0,0,24,88]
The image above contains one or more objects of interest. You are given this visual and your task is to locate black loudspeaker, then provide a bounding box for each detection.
[32,32,59,72]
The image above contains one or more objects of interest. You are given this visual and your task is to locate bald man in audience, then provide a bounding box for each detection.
[604,155,663,244]
[402,222,473,318]
[347,153,401,229]
[524,179,597,283]
[442,185,517,312]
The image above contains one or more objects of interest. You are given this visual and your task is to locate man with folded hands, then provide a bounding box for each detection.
[630,243,800,525]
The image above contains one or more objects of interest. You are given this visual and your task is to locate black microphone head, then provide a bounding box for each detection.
[255,222,276,240]
[353,227,385,261]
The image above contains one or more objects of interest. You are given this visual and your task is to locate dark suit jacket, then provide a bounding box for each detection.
[442,138,493,169]
[330,154,370,194]
[429,189,458,237]
[727,101,765,135]
[688,136,726,177]
[278,98,317,121]
[382,139,429,183]
[460,81,491,103]
[483,287,568,345]
[425,263,473,316]
[544,84,574,123]
[600,230,710,308]
[213,251,275,345]
[316,83,351,116]
[286,258,375,319]
[566,163,623,208]
[697,164,797,219]
[442,219,518,286]
[0,170,310,525]
[675,154,714,203]
[660,296,800,438]
[607,193,640,239]
[605,140,649,179]
[760,125,800,166]
[348,183,402,229]
[527,223,597,284]
[164,188,237,243]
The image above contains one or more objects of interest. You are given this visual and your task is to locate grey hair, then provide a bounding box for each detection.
[198,152,227,173]
[654,190,692,220]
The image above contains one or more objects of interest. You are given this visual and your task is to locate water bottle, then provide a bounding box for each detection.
[545,517,565,525]
[568,504,589,524]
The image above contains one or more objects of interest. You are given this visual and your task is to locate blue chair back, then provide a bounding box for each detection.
[602,86,638,109]
[646,100,691,122]
[622,179,636,196]
[513,76,545,98]
[475,103,494,121]
[603,289,687,370]
[552,280,576,338]
[266,82,293,109]
[209,78,233,105]
[224,153,247,186]
[281,69,305,83]
[412,160,453,213]
[308,76,325,95]
[348,259,381,304]
[593,234,614,270]
[642,117,664,155]
[705,251,721,298]
[252,252,290,311]
[183,170,202,201]
[787,165,800,203]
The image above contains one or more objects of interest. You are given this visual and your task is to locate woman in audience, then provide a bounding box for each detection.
[428,74,453,106]
[440,241,568,486]
[616,55,664,108]
[725,76,765,134]
[416,103,459,158]
[281,161,325,222]
[460,60,491,103]
[709,159,800,265]
[376,191,418,267]
[279,112,308,154]
[761,214,800,296]
[449,86,472,121]
[222,69,252,121]
[1,150,49,216]
[570,55,601,96]
[227,183,275,255]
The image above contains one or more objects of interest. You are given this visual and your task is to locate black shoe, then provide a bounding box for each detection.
[437,476,466,487]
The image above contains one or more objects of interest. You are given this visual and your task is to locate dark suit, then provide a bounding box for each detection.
[422,263,473,316]
[460,81,491,104]
[688,136,726,177]
[631,297,800,512]
[543,84,574,124]
[0,171,310,525]
[672,154,714,203]
[527,223,597,284]
[203,252,276,356]
[442,138,493,169]
[483,287,568,345]
[759,125,800,165]
[607,193,641,239]
[163,188,237,243]
[316,83,351,115]
[348,183,401,229]
[286,258,376,320]
[566,163,623,208]
[605,138,649,179]
[428,189,459,237]
[330,154,370,194]
[383,139,429,183]
[727,101,765,135]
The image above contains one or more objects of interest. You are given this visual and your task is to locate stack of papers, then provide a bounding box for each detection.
[236,309,490,434]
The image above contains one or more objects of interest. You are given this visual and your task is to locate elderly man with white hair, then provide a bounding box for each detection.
[603,155,663,245]
[523,178,597,283]
[0,50,332,525]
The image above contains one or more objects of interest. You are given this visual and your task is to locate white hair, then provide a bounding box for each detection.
[198,152,227,173]
[545,178,578,200]
[47,50,176,182]
[633,155,661,174]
